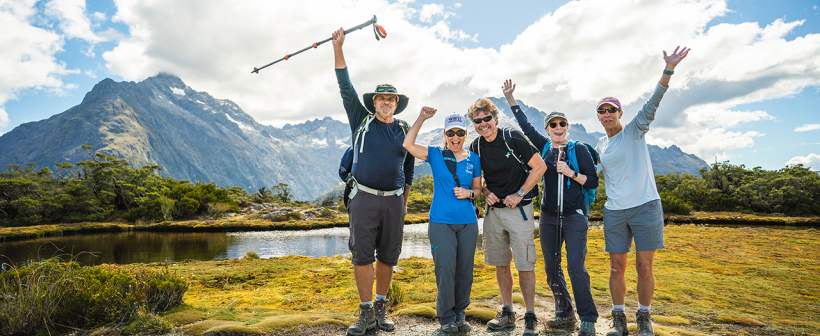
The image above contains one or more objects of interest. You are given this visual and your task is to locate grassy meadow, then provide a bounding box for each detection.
[115,225,820,335]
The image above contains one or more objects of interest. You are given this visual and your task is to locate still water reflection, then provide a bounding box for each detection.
[0,222,486,266]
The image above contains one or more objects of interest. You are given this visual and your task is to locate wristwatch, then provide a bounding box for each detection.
[574,171,578,178]
[517,189,525,197]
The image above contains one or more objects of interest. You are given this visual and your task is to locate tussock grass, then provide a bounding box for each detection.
[0,258,187,335]
[138,225,819,336]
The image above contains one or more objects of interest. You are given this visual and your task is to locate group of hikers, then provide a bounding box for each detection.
[331,27,689,336]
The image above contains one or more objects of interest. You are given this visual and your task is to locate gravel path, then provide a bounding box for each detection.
[282,298,626,336]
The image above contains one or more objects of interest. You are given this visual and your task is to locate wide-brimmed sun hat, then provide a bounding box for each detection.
[363,84,409,115]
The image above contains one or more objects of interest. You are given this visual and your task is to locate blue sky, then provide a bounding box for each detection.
[1,0,818,171]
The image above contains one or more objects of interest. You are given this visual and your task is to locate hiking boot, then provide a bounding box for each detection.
[347,303,376,336]
[606,310,628,336]
[486,306,516,330]
[441,321,459,334]
[374,299,395,331]
[547,314,577,330]
[636,310,655,336]
[522,312,539,336]
[579,321,596,336]
[456,319,471,332]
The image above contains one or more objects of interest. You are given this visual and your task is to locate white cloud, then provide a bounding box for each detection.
[786,153,820,170]
[419,4,447,23]
[93,0,820,164]
[0,0,75,128]
[44,0,106,44]
[795,123,820,132]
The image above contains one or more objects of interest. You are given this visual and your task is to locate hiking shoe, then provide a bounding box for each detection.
[547,314,577,330]
[579,321,596,336]
[606,310,628,336]
[441,321,459,334]
[374,299,395,331]
[456,319,471,332]
[636,310,654,336]
[347,303,376,336]
[522,312,538,336]
[486,307,516,330]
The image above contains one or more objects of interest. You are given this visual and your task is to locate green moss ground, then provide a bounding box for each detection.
[120,225,820,335]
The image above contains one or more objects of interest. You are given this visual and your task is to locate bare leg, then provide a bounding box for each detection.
[354,264,374,302]
[374,259,393,296]
[635,250,656,306]
[609,252,628,305]
[496,265,514,306]
[518,270,536,311]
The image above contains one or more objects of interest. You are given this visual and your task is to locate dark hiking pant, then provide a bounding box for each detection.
[539,211,598,322]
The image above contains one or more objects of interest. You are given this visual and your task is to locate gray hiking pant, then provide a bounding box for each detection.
[539,211,599,323]
[428,221,478,325]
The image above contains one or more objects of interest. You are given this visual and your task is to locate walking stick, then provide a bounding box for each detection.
[252,15,386,74]
[553,144,567,298]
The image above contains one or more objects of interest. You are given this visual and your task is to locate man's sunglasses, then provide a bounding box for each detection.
[549,121,567,128]
[445,129,466,137]
[472,115,494,124]
[597,107,620,114]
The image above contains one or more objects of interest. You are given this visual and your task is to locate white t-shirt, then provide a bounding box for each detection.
[597,82,668,210]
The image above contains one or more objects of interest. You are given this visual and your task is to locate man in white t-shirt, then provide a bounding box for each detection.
[595,46,689,336]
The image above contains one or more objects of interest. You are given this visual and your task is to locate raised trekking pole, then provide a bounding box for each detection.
[553,144,567,298]
[251,15,386,74]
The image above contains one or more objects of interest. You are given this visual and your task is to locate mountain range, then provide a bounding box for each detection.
[0,74,707,201]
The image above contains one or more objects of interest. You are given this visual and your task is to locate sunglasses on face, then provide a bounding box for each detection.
[445,129,466,137]
[597,107,620,114]
[549,121,567,128]
[472,115,494,124]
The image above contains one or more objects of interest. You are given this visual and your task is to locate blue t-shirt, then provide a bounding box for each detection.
[426,146,481,224]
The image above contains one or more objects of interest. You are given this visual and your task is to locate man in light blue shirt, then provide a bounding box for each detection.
[596,46,690,336]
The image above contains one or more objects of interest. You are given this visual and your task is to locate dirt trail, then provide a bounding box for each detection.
[281,297,713,336]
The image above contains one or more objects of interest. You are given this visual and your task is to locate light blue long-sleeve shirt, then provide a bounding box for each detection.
[596,82,668,210]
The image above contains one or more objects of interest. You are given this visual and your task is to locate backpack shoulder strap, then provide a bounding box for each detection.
[442,148,460,186]
[541,140,552,159]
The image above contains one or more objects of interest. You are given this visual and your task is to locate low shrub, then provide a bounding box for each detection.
[0,259,187,335]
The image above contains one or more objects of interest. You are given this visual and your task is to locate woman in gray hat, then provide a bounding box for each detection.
[403,107,482,334]
[503,79,599,336]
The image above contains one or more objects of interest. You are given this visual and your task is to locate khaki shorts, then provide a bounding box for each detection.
[482,204,537,271]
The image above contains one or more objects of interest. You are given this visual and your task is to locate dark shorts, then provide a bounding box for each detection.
[603,199,665,253]
[348,191,405,266]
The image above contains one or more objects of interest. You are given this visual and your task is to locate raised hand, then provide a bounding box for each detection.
[663,46,689,68]
[419,106,437,120]
[331,27,345,48]
[502,79,517,107]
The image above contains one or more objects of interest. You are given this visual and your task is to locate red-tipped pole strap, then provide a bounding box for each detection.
[252,15,384,74]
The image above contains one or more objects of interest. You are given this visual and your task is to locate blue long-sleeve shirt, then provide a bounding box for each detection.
[336,67,414,191]
[512,105,598,216]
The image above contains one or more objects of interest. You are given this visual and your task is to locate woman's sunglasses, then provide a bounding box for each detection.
[597,107,620,114]
[549,121,567,128]
[445,129,466,137]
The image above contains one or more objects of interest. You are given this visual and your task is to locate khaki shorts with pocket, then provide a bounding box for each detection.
[482,204,537,271]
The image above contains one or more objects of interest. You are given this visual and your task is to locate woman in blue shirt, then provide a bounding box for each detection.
[403,107,481,334]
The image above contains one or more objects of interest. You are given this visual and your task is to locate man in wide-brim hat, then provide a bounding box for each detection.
[331,27,415,336]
